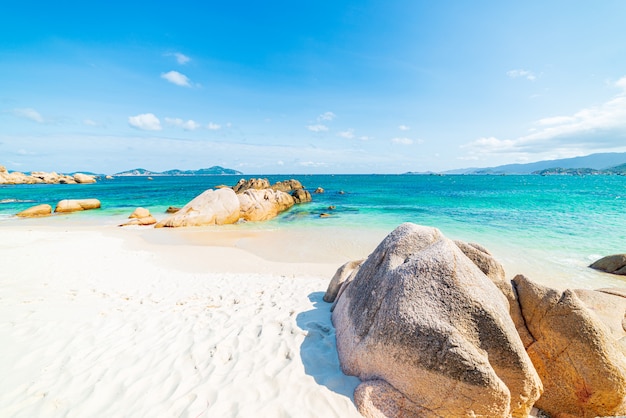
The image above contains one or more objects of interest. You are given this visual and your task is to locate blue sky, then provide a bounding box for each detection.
[2,1,626,174]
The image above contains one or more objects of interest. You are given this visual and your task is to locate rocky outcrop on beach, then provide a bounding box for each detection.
[54,199,101,213]
[120,207,157,226]
[16,204,53,218]
[590,254,626,275]
[0,165,97,185]
[329,222,626,417]
[155,188,241,227]
[514,275,626,417]
[331,223,542,417]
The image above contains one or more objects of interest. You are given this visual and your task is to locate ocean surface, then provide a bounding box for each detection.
[2,174,626,289]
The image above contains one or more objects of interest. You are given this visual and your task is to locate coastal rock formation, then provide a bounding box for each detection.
[0,165,97,185]
[514,274,626,417]
[233,178,312,204]
[332,223,542,417]
[54,199,101,213]
[238,189,295,222]
[270,179,304,192]
[314,187,324,194]
[73,173,97,184]
[155,188,240,227]
[120,207,157,226]
[455,240,534,348]
[590,254,626,275]
[232,178,271,193]
[324,259,364,304]
[16,204,53,218]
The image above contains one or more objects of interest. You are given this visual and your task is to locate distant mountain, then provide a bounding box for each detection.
[440,152,626,175]
[114,166,243,176]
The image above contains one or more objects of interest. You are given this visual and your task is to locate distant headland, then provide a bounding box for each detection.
[113,166,243,176]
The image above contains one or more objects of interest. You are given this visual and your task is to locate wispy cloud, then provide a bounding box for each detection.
[462,76,626,160]
[398,125,410,131]
[338,129,355,139]
[128,113,162,131]
[174,52,190,65]
[207,122,221,130]
[13,108,44,123]
[307,124,328,132]
[161,70,191,87]
[507,69,536,81]
[165,117,201,131]
[318,111,336,122]
[392,137,414,145]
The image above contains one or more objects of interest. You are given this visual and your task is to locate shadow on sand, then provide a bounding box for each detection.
[296,291,360,401]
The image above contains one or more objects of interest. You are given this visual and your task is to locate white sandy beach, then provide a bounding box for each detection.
[2,217,625,418]
[0,222,369,417]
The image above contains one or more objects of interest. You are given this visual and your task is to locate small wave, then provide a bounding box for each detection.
[0,199,35,204]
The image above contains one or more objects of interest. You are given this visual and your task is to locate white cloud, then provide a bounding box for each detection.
[462,76,626,160]
[392,137,414,145]
[298,161,327,167]
[318,112,336,121]
[359,136,372,141]
[507,69,536,81]
[338,129,355,139]
[207,122,221,130]
[161,70,191,87]
[174,52,190,65]
[165,117,201,131]
[128,113,162,131]
[399,125,410,131]
[83,119,101,127]
[13,108,44,123]
[307,124,328,132]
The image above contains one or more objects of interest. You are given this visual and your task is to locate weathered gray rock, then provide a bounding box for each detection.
[155,188,240,228]
[590,254,626,275]
[54,199,101,213]
[455,240,534,348]
[237,189,295,222]
[514,274,626,417]
[333,223,542,417]
[16,204,52,218]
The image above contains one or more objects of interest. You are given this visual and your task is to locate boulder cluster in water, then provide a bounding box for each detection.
[154,178,312,227]
[326,223,626,417]
[0,165,96,184]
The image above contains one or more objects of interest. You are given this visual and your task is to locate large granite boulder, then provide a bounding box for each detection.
[54,199,101,213]
[16,204,53,217]
[73,173,97,184]
[332,223,542,417]
[237,189,295,222]
[514,275,626,417]
[590,254,626,275]
[155,188,240,228]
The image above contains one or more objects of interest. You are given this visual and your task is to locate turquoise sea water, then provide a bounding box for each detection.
[2,174,626,288]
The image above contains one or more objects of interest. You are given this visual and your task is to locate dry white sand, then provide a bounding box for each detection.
[0,223,364,417]
[2,218,624,418]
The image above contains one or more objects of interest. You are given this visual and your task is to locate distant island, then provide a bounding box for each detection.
[407,152,626,176]
[114,166,243,176]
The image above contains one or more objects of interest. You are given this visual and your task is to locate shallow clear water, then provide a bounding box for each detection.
[2,174,626,288]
